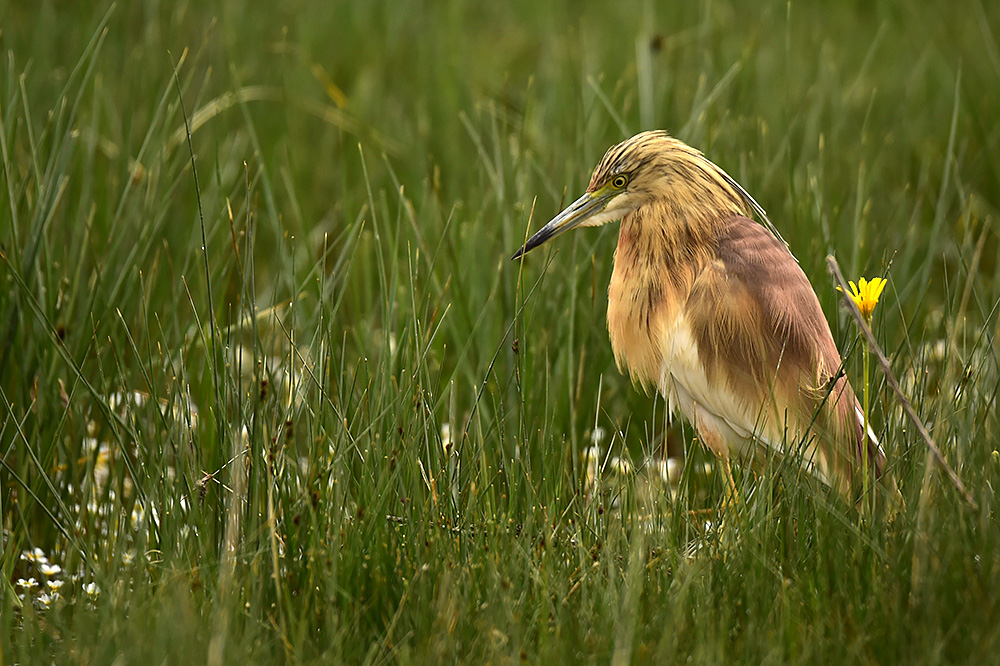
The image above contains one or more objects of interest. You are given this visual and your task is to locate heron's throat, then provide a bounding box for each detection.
[605,202,718,388]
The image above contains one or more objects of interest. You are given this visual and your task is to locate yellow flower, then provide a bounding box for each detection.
[838,277,887,320]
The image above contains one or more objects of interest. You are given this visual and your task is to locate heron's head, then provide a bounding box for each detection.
[511,130,769,260]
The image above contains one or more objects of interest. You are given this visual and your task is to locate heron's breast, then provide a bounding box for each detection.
[606,271,735,418]
[607,211,706,388]
[606,262,673,389]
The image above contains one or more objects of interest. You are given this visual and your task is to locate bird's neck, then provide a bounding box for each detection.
[606,200,721,387]
[612,200,722,306]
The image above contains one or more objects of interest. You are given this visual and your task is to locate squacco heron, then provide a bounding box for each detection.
[512,130,886,500]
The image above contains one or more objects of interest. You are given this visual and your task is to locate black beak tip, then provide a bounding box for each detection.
[510,229,551,262]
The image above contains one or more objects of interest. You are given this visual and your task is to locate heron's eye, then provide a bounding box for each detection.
[611,175,629,189]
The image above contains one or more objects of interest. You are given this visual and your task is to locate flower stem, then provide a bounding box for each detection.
[861,331,871,516]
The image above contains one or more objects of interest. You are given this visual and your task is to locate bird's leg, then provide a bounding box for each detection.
[692,410,741,536]
[722,455,740,515]
[709,454,742,554]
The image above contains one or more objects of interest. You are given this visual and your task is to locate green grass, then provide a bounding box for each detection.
[2,0,999,663]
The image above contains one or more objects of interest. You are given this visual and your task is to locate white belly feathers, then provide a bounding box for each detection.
[658,315,758,457]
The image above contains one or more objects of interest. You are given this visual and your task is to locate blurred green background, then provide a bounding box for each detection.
[1,1,998,663]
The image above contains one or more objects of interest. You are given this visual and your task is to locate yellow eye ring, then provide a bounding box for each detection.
[611,175,628,189]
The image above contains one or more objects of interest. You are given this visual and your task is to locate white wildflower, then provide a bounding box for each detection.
[16,577,38,590]
[39,563,62,577]
[651,457,683,486]
[583,446,601,487]
[610,456,633,475]
[21,548,47,564]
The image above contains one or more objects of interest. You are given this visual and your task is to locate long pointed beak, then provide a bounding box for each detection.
[511,191,613,260]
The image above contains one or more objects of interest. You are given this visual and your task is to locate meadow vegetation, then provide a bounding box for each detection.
[1,1,998,663]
